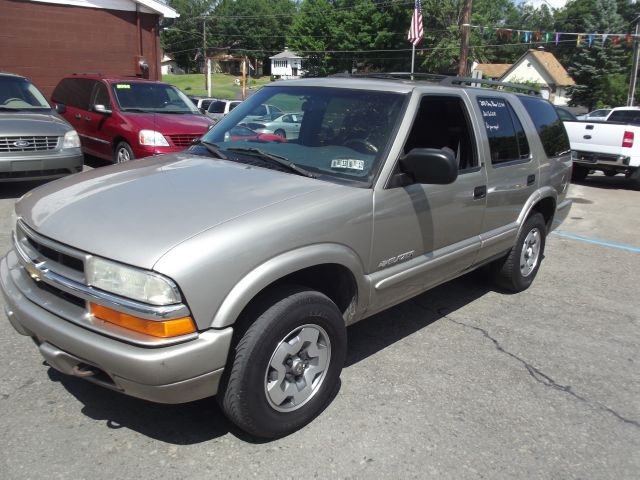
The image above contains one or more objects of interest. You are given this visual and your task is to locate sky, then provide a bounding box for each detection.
[523,0,568,9]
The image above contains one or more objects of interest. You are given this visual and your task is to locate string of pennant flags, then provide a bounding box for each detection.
[466,24,638,47]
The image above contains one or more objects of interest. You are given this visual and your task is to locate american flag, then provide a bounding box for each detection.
[407,0,424,46]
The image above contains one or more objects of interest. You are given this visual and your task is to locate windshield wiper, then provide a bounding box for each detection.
[121,108,151,113]
[191,139,228,159]
[226,147,316,178]
[0,106,23,111]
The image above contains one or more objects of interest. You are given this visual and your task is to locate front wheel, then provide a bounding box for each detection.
[114,141,134,163]
[274,129,286,139]
[491,213,547,292]
[219,286,346,439]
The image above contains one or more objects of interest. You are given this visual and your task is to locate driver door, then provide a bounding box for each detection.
[368,94,488,313]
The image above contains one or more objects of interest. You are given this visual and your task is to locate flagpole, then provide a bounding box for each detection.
[411,44,415,76]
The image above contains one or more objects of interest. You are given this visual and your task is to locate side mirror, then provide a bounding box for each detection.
[399,147,458,184]
[94,104,112,115]
[55,103,66,114]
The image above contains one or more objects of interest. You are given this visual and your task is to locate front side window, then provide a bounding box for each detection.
[198,86,407,187]
[478,97,530,164]
[111,82,199,114]
[92,82,111,109]
[0,75,50,110]
[520,96,570,157]
[403,95,478,171]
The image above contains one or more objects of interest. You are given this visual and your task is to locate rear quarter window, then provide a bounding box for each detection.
[51,78,95,110]
[477,97,530,164]
[519,96,570,158]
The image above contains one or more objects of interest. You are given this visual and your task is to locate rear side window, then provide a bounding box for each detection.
[608,110,640,125]
[477,97,530,164]
[51,78,95,110]
[520,96,570,157]
[209,101,226,113]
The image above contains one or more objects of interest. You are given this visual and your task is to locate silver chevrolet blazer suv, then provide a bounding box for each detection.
[1,75,572,438]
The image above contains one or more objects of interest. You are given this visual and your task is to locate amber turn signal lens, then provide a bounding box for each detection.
[90,303,196,338]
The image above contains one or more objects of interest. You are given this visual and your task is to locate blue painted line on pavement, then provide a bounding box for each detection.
[552,230,640,253]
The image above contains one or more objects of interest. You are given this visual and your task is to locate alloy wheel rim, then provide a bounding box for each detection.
[264,324,331,412]
[117,147,130,163]
[520,228,541,277]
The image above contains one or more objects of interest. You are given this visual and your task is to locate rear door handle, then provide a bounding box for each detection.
[527,174,536,186]
[74,113,81,119]
[473,185,487,200]
[583,135,592,140]
[85,116,91,122]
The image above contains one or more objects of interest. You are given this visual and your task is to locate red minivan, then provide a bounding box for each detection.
[51,74,213,163]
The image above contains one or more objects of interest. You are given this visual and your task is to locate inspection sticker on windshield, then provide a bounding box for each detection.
[331,158,365,171]
[116,84,131,89]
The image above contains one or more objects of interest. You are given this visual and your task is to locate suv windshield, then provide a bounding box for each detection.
[0,75,50,110]
[199,86,407,186]
[111,82,199,114]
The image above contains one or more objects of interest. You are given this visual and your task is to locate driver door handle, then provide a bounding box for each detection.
[74,113,82,119]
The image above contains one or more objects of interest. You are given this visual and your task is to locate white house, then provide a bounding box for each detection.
[161,53,181,75]
[471,49,575,106]
[270,48,305,79]
[500,49,575,106]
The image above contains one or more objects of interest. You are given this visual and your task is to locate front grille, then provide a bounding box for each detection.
[26,236,84,273]
[34,280,86,308]
[0,136,59,152]
[167,134,200,147]
[0,168,70,179]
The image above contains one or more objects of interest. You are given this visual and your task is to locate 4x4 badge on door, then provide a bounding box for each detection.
[378,250,415,269]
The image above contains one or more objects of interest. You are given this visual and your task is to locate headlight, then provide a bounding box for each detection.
[62,130,81,149]
[139,129,170,147]
[86,256,181,305]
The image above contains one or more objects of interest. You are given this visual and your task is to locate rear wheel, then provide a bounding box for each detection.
[114,141,134,163]
[274,129,286,139]
[491,213,547,292]
[219,286,346,439]
[571,165,589,182]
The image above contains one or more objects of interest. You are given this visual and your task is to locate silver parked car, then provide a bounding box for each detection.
[245,112,303,139]
[0,72,83,181]
[1,75,572,438]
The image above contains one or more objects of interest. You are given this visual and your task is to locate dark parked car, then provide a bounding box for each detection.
[0,72,83,181]
[52,74,213,163]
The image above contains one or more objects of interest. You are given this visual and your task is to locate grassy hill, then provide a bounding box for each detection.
[163,73,272,99]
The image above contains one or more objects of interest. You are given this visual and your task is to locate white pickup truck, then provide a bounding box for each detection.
[563,107,640,183]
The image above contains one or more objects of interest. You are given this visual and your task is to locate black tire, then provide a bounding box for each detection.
[114,141,134,163]
[274,129,286,139]
[571,165,589,182]
[218,285,346,439]
[491,213,547,292]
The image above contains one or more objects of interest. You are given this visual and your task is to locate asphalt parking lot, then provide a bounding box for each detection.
[0,173,638,479]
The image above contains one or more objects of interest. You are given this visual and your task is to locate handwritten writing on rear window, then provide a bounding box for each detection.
[478,98,506,132]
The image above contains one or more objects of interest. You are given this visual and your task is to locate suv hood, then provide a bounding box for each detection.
[123,112,213,133]
[0,110,72,136]
[16,153,331,269]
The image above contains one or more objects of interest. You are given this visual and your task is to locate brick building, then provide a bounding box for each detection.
[0,0,178,98]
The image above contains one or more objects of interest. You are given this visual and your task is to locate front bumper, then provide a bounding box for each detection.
[1,251,233,404]
[0,148,83,181]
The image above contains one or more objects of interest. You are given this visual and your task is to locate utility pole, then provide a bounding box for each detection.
[627,15,640,106]
[457,0,473,77]
[202,16,208,93]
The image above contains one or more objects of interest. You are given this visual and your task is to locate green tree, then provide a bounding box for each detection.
[162,0,213,73]
[555,0,629,109]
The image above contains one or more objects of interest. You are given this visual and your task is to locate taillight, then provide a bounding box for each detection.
[622,131,634,148]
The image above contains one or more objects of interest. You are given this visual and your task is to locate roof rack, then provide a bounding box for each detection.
[330,72,540,96]
[440,76,540,96]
